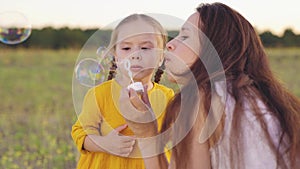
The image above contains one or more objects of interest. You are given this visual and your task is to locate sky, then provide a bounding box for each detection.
[1,0,300,35]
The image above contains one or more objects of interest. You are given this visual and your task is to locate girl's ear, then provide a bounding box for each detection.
[113,51,119,62]
[114,56,119,62]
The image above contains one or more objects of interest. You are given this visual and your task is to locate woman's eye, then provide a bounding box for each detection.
[179,36,188,41]
[122,47,130,51]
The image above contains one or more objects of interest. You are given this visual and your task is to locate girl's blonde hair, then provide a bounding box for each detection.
[107,14,168,82]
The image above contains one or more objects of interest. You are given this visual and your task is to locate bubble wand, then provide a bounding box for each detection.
[123,59,144,93]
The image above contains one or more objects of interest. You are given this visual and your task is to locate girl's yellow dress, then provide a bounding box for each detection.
[71,79,174,169]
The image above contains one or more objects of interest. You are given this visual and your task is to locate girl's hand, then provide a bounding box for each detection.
[98,124,136,157]
[129,85,151,111]
[119,86,158,138]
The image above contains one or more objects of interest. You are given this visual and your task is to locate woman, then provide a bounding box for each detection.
[120,2,300,169]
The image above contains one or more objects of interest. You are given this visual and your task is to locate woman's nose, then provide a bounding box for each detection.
[166,41,175,51]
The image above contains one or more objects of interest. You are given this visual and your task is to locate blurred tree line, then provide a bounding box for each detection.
[1,27,300,49]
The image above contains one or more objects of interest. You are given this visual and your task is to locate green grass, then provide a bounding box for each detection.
[0,49,78,169]
[0,48,299,169]
[266,47,300,97]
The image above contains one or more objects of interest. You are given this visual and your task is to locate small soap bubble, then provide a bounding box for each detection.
[96,46,107,56]
[75,58,106,87]
[0,11,32,45]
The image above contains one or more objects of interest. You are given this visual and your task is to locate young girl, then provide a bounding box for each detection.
[71,14,174,169]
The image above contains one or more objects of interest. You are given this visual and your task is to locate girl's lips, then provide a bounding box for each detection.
[130,65,143,71]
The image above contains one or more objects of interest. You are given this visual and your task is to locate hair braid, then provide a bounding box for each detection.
[154,61,165,83]
[107,57,117,80]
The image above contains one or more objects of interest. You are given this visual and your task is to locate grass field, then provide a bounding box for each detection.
[0,48,299,169]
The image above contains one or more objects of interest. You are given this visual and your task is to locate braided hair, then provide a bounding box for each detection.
[107,56,117,80]
[154,60,165,83]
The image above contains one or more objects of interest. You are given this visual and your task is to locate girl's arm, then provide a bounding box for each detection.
[72,88,135,156]
[71,119,135,156]
[83,124,135,157]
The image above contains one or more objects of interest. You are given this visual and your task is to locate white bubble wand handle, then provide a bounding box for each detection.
[123,59,144,93]
[124,59,135,84]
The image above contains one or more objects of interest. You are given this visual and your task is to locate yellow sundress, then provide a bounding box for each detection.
[71,79,174,169]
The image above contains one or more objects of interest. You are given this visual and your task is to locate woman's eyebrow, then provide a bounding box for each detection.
[181,26,191,32]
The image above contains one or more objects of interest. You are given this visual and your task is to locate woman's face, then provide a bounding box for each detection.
[165,12,200,83]
[114,20,163,82]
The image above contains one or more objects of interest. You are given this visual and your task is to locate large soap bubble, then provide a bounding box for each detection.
[0,11,31,45]
[72,13,226,158]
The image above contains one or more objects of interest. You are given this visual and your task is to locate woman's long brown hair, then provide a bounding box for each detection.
[162,2,300,168]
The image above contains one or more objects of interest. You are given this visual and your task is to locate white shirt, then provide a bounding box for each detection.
[209,82,291,169]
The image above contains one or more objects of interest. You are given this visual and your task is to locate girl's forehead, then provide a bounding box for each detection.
[117,20,158,41]
[117,33,158,45]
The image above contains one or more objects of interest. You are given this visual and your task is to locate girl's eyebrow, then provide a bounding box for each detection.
[140,41,154,45]
[119,41,132,45]
[119,41,154,46]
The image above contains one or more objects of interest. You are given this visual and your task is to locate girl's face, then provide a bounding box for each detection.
[165,12,200,83]
[115,20,163,82]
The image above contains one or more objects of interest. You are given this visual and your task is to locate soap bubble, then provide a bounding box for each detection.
[74,58,106,87]
[72,14,227,159]
[96,46,107,56]
[74,45,112,88]
[0,11,31,45]
[72,43,113,115]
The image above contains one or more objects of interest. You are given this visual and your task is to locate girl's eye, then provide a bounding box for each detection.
[122,47,130,51]
[141,47,150,50]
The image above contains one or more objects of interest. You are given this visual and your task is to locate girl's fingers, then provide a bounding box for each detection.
[114,124,128,133]
[128,88,138,98]
[129,88,149,111]
[141,85,151,107]
[120,135,136,142]
[121,146,134,156]
[122,140,135,148]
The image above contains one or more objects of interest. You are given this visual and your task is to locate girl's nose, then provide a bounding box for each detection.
[130,50,142,60]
